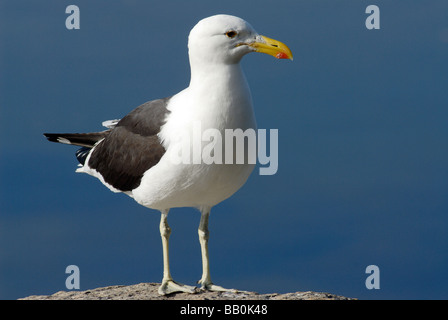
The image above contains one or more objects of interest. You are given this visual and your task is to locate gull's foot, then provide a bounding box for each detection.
[158,280,197,295]
[198,279,238,293]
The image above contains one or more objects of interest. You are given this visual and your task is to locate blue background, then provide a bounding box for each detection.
[1,0,447,300]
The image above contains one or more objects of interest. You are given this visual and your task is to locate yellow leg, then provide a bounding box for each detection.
[197,206,236,292]
[158,209,196,295]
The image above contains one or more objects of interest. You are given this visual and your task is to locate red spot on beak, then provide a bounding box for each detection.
[276,52,289,59]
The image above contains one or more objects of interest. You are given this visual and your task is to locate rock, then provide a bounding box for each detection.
[19,283,355,300]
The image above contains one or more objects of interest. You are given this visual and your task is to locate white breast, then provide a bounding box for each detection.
[132,64,257,210]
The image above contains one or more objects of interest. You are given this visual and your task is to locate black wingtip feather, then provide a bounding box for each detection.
[76,147,91,165]
[42,131,111,148]
[43,133,60,143]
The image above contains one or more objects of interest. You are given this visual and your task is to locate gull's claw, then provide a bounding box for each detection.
[158,280,197,295]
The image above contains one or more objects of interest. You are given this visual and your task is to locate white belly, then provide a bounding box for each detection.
[133,161,255,210]
[132,78,257,210]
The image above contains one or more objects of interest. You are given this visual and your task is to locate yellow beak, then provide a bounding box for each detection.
[249,35,293,60]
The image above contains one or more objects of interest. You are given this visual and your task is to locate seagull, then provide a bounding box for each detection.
[44,14,293,295]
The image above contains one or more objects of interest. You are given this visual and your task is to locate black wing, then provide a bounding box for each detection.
[87,97,171,192]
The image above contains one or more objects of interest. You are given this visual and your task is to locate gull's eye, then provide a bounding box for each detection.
[225,30,238,39]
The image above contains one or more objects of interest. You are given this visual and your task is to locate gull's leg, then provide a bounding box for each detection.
[158,209,196,295]
[197,206,237,292]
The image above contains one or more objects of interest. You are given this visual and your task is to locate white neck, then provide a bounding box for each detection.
[189,59,244,88]
[185,59,255,131]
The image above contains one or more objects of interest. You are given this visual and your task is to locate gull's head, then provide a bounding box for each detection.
[188,14,293,65]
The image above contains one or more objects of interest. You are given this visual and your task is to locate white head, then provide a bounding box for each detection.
[188,14,293,66]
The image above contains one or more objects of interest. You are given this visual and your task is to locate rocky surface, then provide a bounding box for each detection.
[20,282,355,300]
